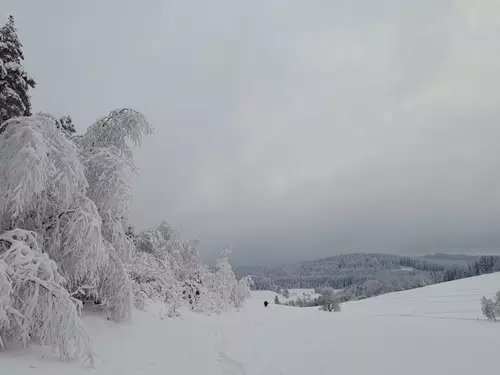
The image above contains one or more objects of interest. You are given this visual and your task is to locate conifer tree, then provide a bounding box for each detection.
[0,16,36,124]
[481,296,496,321]
[58,115,76,134]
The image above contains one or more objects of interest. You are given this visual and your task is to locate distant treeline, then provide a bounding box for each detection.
[443,255,500,282]
[236,254,500,301]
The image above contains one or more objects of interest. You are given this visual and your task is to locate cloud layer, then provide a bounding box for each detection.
[3,0,500,264]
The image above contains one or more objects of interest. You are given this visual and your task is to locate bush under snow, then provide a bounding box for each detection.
[480,291,500,321]
[130,225,252,316]
[0,229,92,363]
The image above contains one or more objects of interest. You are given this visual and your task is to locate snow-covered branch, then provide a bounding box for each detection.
[0,229,93,363]
[81,108,153,159]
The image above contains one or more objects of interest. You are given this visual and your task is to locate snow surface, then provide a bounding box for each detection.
[2,273,500,375]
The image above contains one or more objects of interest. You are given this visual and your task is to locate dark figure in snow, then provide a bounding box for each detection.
[264,301,269,307]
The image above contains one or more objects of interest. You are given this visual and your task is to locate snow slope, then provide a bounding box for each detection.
[2,273,500,375]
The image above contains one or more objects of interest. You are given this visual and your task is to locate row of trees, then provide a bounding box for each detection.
[444,256,500,282]
[130,222,253,316]
[242,254,447,298]
[275,292,341,312]
[0,16,252,363]
[242,253,500,302]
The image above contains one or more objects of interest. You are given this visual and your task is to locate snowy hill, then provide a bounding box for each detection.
[238,253,500,301]
[238,253,451,299]
[2,272,500,375]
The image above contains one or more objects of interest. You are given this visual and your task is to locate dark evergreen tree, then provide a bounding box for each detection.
[35,112,77,136]
[58,115,76,134]
[283,288,290,298]
[0,15,36,124]
[125,225,135,239]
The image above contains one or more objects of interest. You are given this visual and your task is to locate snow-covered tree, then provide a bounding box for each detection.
[131,225,252,316]
[319,294,341,312]
[274,295,280,305]
[0,229,92,363]
[80,111,151,263]
[35,112,76,136]
[128,248,182,314]
[196,249,253,312]
[130,221,207,314]
[78,109,153,322]
[133,221,201,280]
[0,108,153,326]
[0,116,86,222]
[81,108,153,159]
[0,115,106,299]
[211,249,238,309]
[59,115,76,134]
[0,16,36,124]
[125,224,135,239]
[481,296,496,321]
[233,276,253,308]
[480,291,500,321]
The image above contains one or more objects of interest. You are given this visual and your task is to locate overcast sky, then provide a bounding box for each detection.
[2,1,500,265]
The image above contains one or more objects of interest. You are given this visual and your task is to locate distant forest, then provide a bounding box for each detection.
[235,253,500,300]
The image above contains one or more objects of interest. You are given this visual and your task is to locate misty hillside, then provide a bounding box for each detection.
[416,253,483,268]
[236,253,500,300]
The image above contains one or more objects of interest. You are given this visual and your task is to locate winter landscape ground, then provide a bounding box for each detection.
[1,272,499,375]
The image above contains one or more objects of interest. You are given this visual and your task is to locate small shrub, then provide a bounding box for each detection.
[319,295,341,312]
[481,291,500,321]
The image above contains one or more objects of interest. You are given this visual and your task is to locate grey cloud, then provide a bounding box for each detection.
[2,1,500,265]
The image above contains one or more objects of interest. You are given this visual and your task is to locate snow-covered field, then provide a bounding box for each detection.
[2,273,500,375]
